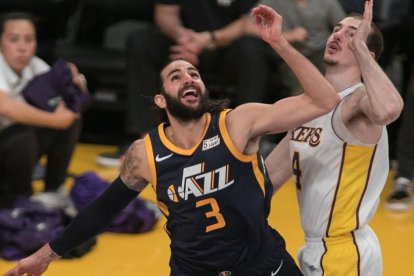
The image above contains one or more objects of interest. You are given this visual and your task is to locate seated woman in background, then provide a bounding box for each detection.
[0,12,83,208]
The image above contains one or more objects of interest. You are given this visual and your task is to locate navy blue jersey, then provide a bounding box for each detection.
[144,110,285,273]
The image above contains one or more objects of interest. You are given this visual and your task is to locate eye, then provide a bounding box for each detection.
[9,36,19,43]
[190,72,200,79]
[25,35,35,44]
[347,31,355,38]
[171,75,179,81]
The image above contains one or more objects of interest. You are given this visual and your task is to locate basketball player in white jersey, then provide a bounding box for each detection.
[265,0,403,275]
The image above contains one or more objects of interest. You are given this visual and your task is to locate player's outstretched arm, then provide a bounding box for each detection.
[229,5,339,139]
[350,0,403,125]
[3,141,150,276]
[3,243,59,276]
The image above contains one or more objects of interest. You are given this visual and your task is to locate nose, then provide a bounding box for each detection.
[333,30,343,43]
[183,73,193,84]
[16,40,27,52]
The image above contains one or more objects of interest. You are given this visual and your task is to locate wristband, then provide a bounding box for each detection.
[208,31,217,50]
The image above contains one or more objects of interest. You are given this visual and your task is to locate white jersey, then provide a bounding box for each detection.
[290,83,389,239]
[0,52,49,131]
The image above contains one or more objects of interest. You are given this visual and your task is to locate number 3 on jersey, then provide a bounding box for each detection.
[292,151,302,190]
[196,198,226,233]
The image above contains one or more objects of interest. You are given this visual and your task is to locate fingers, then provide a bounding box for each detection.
[3,266,18,276]
[364,0,373,22]
[251,4,276,25]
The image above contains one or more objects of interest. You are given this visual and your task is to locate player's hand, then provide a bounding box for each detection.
[251,4,284,45]
[349,0,373,52]
[3,244,59,276]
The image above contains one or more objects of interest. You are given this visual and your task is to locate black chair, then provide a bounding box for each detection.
[54,0,153,144]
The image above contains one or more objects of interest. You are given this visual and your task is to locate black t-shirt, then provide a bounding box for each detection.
[156,0,258,31]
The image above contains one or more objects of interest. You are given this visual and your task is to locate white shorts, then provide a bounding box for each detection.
[298,226,382,276]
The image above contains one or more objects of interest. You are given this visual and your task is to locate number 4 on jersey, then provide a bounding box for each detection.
[292,151,302,190]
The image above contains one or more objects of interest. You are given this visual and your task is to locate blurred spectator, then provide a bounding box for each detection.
[385,0,413,211]
[246,0,345,95]
[97,0,271,167]
[0,0,78,64]
[385,69,414,211]
[0,12,82,208]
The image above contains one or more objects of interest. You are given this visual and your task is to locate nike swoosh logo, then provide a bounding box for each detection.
[271,260,283,276]
[155,153,173,162]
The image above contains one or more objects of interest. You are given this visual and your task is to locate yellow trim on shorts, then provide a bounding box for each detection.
[321,232,360,276]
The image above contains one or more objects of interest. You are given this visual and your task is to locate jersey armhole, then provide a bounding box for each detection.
[218,110,255,162]
[143,135,158,191]
[332,99,377,146]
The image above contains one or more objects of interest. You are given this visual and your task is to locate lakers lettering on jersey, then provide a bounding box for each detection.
[290,84,389,238]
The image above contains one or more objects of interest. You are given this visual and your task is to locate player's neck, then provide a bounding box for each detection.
[325,66,361,92]
[165,114,208,149]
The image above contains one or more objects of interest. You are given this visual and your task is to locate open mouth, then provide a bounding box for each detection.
[327,42,341,53]
[181,86,199,99]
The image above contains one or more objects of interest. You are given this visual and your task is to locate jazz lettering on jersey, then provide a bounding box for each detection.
[167,162,234,202]
[291,126,323,147]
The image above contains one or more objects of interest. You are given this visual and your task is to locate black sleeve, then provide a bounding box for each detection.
[49,176,139,256]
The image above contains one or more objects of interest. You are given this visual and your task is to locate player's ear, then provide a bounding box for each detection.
[154,94,166,109]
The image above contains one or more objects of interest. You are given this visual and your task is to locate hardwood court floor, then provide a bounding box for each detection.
[1,143,414,275]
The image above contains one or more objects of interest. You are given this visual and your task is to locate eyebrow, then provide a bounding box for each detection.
[167,68,181,78]
[166,66,199,78]
[188,67,199,74]
[334,23,358,31]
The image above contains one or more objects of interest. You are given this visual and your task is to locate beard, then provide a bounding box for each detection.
[163,89,210,122]
[323,54,339,66]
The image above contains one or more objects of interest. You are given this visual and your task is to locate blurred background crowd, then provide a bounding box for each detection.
[0,0,413,210]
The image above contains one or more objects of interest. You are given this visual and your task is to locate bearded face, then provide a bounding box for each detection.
[162,84,210,122]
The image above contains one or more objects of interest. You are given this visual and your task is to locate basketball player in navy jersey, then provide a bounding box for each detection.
[5,5,340,276]
[265,1,403,275]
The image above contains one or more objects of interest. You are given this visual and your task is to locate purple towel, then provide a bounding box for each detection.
[22,59,91,112]
[70,172,159,233]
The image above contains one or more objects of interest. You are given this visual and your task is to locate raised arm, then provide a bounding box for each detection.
[227,5,339,151]
[350,0,403,126]
[252,5,338,114]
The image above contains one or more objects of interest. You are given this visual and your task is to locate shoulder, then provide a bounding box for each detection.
[121,139,151,185]
[30,56,50,74]
[127,139,148,159]
[0,55,12,91]
[0,73,8,92]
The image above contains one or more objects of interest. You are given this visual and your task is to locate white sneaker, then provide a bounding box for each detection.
[385,177,413,211]
[95,146,127,168]
[31,191,78,217]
